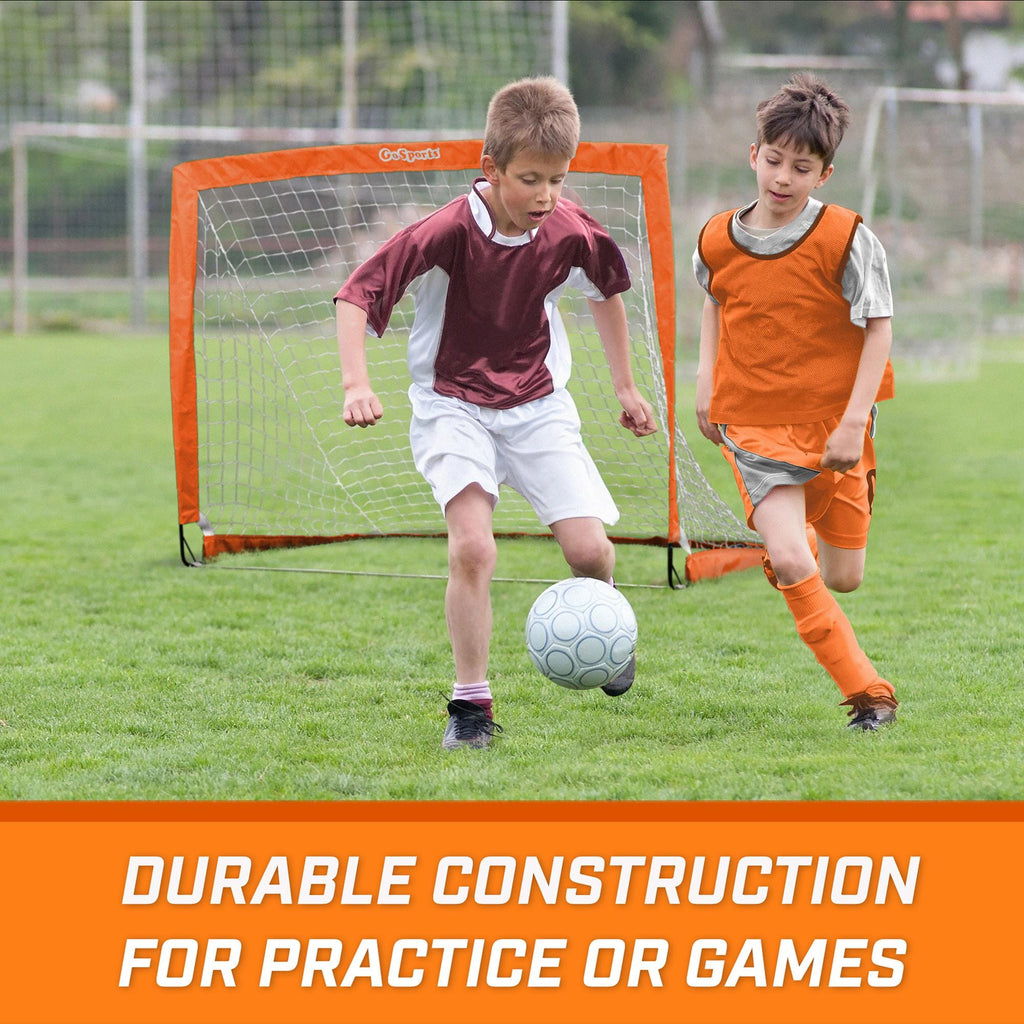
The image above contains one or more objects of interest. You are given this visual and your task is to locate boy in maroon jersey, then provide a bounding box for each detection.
[335,77,657,749]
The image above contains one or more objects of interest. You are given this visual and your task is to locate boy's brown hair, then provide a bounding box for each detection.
[482,76,580,170]
[755,72,850,167]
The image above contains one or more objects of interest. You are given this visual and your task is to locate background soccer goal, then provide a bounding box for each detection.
[169,140,759,586]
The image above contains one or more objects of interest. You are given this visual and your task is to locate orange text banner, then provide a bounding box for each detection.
[1,801,1020,1024]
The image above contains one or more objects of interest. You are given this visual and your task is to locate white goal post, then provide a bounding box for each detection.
[169,140,759,585]
[857,86,1024,376]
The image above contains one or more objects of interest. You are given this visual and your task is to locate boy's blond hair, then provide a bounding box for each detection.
[482,76,580,170]
[755,72,850,167]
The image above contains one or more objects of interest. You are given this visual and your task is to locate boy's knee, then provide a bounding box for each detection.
[818,545,866,593]
[448,531,497,577]
[823,567,863,593]
[564,536,614,580]
[764,547,817,588]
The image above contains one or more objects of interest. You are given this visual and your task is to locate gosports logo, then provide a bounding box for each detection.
[378,146,441,163]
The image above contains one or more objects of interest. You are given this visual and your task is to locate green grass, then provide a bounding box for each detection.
[1,331,1022,800]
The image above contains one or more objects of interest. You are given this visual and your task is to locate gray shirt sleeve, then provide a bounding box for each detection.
[692,244,712,295]
[843,223,893,326]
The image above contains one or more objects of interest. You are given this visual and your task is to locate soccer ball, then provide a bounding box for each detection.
[525,577,637,690]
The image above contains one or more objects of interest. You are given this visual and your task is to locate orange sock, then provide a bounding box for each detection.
[778,571,893,700]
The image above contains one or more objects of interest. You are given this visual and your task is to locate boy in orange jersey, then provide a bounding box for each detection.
[693,73,898,731]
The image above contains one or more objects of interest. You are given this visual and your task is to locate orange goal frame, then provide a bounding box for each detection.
[169,141,761,585]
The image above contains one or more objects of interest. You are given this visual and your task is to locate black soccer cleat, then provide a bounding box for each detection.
[841,691,898,731]
[441,699,503,750]
[601,654,635,697]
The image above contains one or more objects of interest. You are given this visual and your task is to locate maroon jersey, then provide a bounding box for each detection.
[335,179,630,409]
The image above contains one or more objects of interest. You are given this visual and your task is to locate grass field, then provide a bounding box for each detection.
[1,330,1022,801]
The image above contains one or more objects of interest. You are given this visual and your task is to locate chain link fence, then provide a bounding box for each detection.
[0,0,566,331]
[1,0,1021,374]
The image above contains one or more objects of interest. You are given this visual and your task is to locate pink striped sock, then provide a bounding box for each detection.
[452,683,493,721]
[452,682,492,705]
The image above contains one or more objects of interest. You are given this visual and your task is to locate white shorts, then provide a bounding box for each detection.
[408,383,619,526]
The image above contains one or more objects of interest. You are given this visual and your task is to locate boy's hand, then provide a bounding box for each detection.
[343,386,384,427]
[821,419,864,472]
[695,406,723,445]
[617,390,658,437]
[695,374,723,445]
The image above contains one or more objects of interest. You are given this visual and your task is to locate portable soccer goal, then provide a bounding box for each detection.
[169,140,760,586]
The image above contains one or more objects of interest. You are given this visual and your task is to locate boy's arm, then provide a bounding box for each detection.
[336,299,384,427]
[695,295,723,445]
[587,294,657,437]
[821,315,892,472]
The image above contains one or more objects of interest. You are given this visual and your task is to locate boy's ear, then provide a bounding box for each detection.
[749,143,758,170]
[481,154,500,185]
[815,163,835,188]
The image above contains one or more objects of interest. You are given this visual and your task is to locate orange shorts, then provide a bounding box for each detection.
[720,412,878,550]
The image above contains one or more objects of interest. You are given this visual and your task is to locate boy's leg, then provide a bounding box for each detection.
[817,538,866,594]
[753,486,896,729]
[548,516,615,582]
[763,523,818,590]
[811,425,876,594]
[497,392,630,695]
[751,485,818,586]
[408,389,509,748]
[548,516,634,697]
[445,484,497,685]
[441,484,503,749]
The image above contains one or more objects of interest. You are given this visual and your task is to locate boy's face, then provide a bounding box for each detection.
[480,149,571,236]
[749,139,834,227]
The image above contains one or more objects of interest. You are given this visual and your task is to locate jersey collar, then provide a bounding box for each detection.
[469,178,537,246]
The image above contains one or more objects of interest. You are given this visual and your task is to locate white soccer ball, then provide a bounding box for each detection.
[525,577,637,690]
